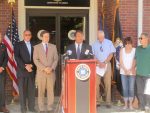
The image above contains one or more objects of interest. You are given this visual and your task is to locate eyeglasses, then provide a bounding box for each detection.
[100,46,103,52]
[139,37,143,40]
[25,34,31,36]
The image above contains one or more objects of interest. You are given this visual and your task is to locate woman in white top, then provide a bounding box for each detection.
[120,37,136,110]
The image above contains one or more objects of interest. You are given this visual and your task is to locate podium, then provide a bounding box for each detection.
[62,60,96,113]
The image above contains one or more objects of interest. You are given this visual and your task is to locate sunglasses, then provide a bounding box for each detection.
[100,46,103,52]
[25,34,31,36]
[139,37,143,40]
[139,37,147,40]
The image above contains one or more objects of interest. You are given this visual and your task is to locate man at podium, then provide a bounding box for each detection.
[63,30,96,113]
[66,30,93,60]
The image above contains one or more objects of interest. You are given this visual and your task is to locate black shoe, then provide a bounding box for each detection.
[21,110,26,113]
[29,109,37,112]
[106,104,111,108]
[0,107,9,113]
[96,103,100,107]
[47,111,53,113]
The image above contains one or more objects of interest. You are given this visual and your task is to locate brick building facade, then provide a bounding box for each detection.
[0,0,150,102]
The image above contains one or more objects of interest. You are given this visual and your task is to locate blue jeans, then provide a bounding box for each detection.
[121,75,135,98]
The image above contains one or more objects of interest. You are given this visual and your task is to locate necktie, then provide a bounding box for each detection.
[27,42,31,60]
[45,44,48,57]
[77,44,80,59]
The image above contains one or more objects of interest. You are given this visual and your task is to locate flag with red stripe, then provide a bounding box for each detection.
[3,9,20,95]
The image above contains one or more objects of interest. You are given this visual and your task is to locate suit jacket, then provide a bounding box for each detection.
[66,43,93,60]
[14,41,35,78]
[0,43,8,76]
[33,43,58,77]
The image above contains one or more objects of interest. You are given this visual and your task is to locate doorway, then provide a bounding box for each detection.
[26,9,89,95]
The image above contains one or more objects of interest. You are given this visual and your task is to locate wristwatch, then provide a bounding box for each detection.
[1,67,4,70]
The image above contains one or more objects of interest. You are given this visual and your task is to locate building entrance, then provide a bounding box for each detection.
[26,9,89,95]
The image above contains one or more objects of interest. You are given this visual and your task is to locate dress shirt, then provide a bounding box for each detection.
[25,41,31,59]
[92,39,116,62]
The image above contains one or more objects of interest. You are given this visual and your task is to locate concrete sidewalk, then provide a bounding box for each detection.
[1,97,147,113]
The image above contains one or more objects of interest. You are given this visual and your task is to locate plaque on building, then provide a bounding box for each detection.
[25,0,90,7]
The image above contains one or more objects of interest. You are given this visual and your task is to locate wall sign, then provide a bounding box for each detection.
[25,0,90,7]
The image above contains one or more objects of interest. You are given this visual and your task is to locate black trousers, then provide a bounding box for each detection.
[136,76,150,109]
[0,74,5,108]
[18,76,35,111]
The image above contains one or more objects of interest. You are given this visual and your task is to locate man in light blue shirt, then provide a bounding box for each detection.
[92,30,116,108]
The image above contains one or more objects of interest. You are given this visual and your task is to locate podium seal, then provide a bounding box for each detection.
[75,64,91,81]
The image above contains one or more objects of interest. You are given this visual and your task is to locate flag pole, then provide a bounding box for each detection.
[112,0,120,80]
[8,0,15,58]
[8,0,16,104]
[102,0,104,30]
[8,0,15,42]
[112,0,120,43]
[112,0,123,106]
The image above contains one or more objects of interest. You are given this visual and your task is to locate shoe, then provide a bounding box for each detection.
[129,105,134,110]
[139,107,145,111]
[145,106,150,112]
[137,108,145,111]
[21,110,26,113]
[47,111,53,113]
[96,103,100,107]
[96,101,100,107]
[0,107,9,113]
[47,107,53,113]
[29,109,37,112]
[123,106,128,110]
[21,107,27,113]
[106,104,111,108]
[40,111,45,113]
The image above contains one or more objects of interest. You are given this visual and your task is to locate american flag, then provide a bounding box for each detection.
[3,9,20,95]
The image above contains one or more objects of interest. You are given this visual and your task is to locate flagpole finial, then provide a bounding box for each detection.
[116,0,120,7]
[8,0,15,6]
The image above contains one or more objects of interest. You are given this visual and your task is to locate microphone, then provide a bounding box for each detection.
[85,49,93,56]
[67,50,72,55]
[63,50,72,56]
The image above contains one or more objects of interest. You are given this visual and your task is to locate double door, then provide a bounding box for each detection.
[26,9,89,95]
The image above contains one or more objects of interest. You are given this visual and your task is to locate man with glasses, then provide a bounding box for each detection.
[92,30,116,108]
[14,30,36,113]
[135,33,150,110]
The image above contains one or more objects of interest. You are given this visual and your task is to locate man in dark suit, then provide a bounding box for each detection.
[66,30,93,60]
[14,30,36,113]
[0,32,9,113]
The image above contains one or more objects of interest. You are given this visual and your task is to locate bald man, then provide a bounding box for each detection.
[92,30,116,108]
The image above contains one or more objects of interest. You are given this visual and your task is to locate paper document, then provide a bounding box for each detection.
[144,79,150,95]
[96,64,107,77]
